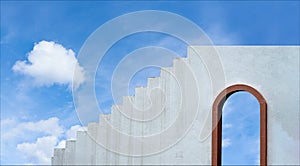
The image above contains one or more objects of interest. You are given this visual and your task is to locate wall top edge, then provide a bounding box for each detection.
[188,45,300,48]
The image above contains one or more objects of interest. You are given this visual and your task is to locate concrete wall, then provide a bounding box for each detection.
[52,46,299,165]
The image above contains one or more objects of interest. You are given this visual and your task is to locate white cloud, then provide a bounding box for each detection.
[56,140,66,149]
[66,125,86,140]
[23,117,64,137]
[206,23,240,45]
[0,117,16,127]
[56,125,86,148]
[17,136,57,164]
[2,117,63,140]
[222,138,232,148]
[222,99,234,116]
[2,116,85,164]
[223,123,232,129]
[13,40,85,88]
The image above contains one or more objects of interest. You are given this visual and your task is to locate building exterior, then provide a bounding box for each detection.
[52,46,299,165]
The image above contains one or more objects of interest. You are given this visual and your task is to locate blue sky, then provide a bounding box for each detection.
[1,1,299,165]
[222,92,260,165]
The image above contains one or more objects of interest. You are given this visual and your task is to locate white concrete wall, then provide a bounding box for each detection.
[189,46,300,165]
[52,46,299,165]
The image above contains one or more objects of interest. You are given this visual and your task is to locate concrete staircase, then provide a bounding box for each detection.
[51,47,210,165]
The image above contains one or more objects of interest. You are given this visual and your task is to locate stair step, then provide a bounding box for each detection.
[122,96,134,106]
[147,77,160,89]
[98,114,110,127]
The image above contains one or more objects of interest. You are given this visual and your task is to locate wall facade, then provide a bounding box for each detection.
[52,46,300,165]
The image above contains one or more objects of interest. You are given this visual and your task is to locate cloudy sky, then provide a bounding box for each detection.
[1,1,299,165]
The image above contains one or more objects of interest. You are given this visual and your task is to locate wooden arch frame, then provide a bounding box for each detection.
[212,84,267,165]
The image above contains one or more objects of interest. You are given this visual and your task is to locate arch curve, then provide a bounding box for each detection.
[212,84,267,165]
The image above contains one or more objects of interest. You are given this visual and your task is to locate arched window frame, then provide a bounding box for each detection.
[212,84,267,165]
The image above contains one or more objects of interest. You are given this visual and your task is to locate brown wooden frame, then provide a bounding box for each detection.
[212,84,267,165]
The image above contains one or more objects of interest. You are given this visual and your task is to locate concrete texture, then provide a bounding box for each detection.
[51,46,299,165]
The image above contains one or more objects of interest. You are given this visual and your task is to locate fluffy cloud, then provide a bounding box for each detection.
[2,117,63,140]
[13,41,85,88]
[66,125,86,139]
[222,138,232,148]
[17,136,58,164]
[56,125,87,148]
[55,140,67,149]
[1,117,83,164]
[23,117,64,137]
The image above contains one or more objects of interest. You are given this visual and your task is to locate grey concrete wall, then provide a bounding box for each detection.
[51,46,299,165]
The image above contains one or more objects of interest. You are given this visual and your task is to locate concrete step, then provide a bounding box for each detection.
[147,76,160,89]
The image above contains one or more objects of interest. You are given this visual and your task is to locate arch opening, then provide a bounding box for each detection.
[212,84,267,165]
[221,91,260,164]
